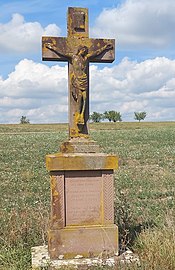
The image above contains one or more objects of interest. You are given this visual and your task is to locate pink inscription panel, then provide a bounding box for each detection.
[65,171,102,226]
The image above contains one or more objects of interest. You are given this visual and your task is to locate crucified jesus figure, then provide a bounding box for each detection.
[45,42,113,128]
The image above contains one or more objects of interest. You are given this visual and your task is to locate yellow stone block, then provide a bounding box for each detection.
[46,153,118,171]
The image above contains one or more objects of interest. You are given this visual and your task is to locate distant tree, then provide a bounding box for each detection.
[103,110,122,122]
[90,112,103,123]
[20,116,30,124]
[103,111,112,122]
[134,112,147,122]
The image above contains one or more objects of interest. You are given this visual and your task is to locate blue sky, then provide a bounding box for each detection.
[0,0,175,123]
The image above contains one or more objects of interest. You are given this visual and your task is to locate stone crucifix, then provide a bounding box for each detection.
[42,7,115,138]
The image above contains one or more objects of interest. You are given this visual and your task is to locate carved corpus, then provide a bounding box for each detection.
[42,7,115,138]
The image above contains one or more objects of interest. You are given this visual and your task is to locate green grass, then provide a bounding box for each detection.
[0,122,175,269]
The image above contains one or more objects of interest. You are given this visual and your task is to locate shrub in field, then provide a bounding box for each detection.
[90,112,103,122]
[134,112,146,122]
[20,116,30,124]
[103,111,122,122]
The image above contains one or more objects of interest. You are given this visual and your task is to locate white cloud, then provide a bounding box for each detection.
[0,59,68,123]
[0,13,61,53]
[1,58,67,98]
[90,57,175,121]
[0,56,175,124]
[91,0,175,49]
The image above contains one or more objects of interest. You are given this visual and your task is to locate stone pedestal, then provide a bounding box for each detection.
[45,147,118,260]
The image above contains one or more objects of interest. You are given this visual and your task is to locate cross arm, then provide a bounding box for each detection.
[42,36,70,62]
[88,38,115,63]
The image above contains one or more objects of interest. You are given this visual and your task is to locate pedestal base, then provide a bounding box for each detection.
[31,245,118,269]
[31,245,140,269]
[48,225,118,259]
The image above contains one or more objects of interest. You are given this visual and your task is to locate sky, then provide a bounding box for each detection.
[0,0,175,123]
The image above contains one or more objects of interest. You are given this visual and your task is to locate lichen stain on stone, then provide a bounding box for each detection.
[60,141,74,153]
[104,156,119,170]
[50,176,56,190]
[53,190,59,196]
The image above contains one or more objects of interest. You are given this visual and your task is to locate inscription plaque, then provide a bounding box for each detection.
[65,171,102,226]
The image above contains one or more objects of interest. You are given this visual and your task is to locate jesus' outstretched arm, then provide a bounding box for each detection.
[88,43,113,59]
[45,43,72,59]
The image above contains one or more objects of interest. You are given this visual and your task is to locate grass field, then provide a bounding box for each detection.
[0,122,175,269]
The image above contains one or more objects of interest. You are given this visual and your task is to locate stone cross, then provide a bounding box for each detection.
[42,7,115,138]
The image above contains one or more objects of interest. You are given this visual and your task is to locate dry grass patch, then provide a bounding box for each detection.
[135,217,175,270]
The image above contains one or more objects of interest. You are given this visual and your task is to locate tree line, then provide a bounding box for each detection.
[19,111,147,124]
[90,111,147,122]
